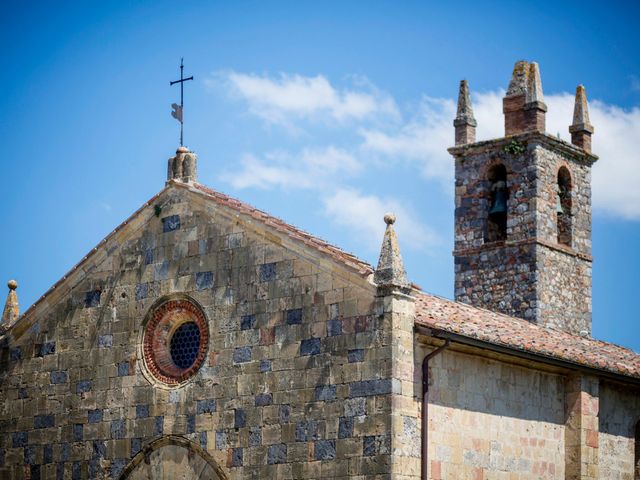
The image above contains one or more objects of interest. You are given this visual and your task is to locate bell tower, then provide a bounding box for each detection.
[448,61,597,335]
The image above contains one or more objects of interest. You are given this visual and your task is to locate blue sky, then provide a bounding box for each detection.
[1,1,639,351]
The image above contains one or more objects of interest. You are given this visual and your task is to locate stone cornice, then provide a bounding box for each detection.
[448,131,598,165]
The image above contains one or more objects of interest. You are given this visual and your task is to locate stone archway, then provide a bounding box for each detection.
[119,436,227,480]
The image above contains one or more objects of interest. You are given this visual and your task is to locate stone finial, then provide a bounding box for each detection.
[167,146,198,184]
[506,60,529,97]
[504,60,547,135]
[526,62,544,104]
[374,213,410,291]
[454,80,477,145]
[523,62,547,133]
[1,280,19,326]
[569,85,594,153]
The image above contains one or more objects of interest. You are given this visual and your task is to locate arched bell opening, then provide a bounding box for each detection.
[557,166,573,247]
[118,435,227,480]
[486,163,508,243]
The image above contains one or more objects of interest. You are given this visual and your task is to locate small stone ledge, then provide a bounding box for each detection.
[448,131,598,165]
[453,237,592,262]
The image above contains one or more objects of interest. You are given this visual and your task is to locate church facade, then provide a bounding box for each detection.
[0,61,639,479]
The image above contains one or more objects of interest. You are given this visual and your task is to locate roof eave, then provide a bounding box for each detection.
[415,323,640,386]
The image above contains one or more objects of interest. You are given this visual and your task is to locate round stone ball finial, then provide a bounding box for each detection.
[383,213,396,225]
[7,279,17,290]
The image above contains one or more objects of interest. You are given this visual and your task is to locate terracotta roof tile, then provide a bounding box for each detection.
[415,292,640,380]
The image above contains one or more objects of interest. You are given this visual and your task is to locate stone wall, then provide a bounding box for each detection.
[598,381,640,479]
[423,346,566,479]
[537,246,592,335]
[0,184,404,479]
[451,132,595,334]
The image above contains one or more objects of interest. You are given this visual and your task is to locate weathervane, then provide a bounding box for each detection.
[170,58,194,146]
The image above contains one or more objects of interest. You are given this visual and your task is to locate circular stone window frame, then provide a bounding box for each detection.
[140,295,209,388]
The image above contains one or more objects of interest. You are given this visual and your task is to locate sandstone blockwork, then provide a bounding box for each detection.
[0,185,403,479]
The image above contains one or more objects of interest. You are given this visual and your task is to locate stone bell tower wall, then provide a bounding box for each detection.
[451,133,594,335]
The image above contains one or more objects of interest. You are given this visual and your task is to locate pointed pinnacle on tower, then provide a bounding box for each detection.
[506,60,529,97]
[504,60,546,135]
[374,213,410,291]
[1,280,19,327]
[454,80,477,145]
[569,85,594,153]
[526,62,545,104]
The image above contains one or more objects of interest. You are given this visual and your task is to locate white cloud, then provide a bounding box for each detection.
[480,92,640,220]
[215,69,640,223]
[360,96,455,183]
[361,89,640,219]
[322,188,439,251]
[566,99,640,219]
[211,71,398,126]
[220,146,361,190]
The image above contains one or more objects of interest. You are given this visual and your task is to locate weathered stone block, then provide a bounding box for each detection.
[50,371,68,384]
[162,215,181,232]
[196,399,216,414]
[135,405,149,418]
[295,421,319,441]
[75,380,92,393]
[315,385,336,401]
[260,263,277,282]
[339,417,354,439]
[233,346,252,364]
[34,415,55,429]
[73,424,83,442]
[348,349,365,363]
[195,271,214,290]
[300,338,320,356]
[267,443,287,465]
[315,440,336,460]
[12,431,27,448]
[235,409,247,428]
[85,290,101,308]
[286,308,303,325]
[98,335,113,348]
[255,393,273,407]
[349,379,392,398]
[88,409,103,424]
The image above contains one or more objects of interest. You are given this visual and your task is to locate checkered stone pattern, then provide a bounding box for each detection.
[0,185,401,479]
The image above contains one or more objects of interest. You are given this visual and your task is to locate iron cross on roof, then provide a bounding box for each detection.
[170,58,194,146]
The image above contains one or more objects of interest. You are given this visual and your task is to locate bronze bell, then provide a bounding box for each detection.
[556,185,565,214]
[489,181,507,215]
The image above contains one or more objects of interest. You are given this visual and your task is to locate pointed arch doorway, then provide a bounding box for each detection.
[119,436,228,480]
